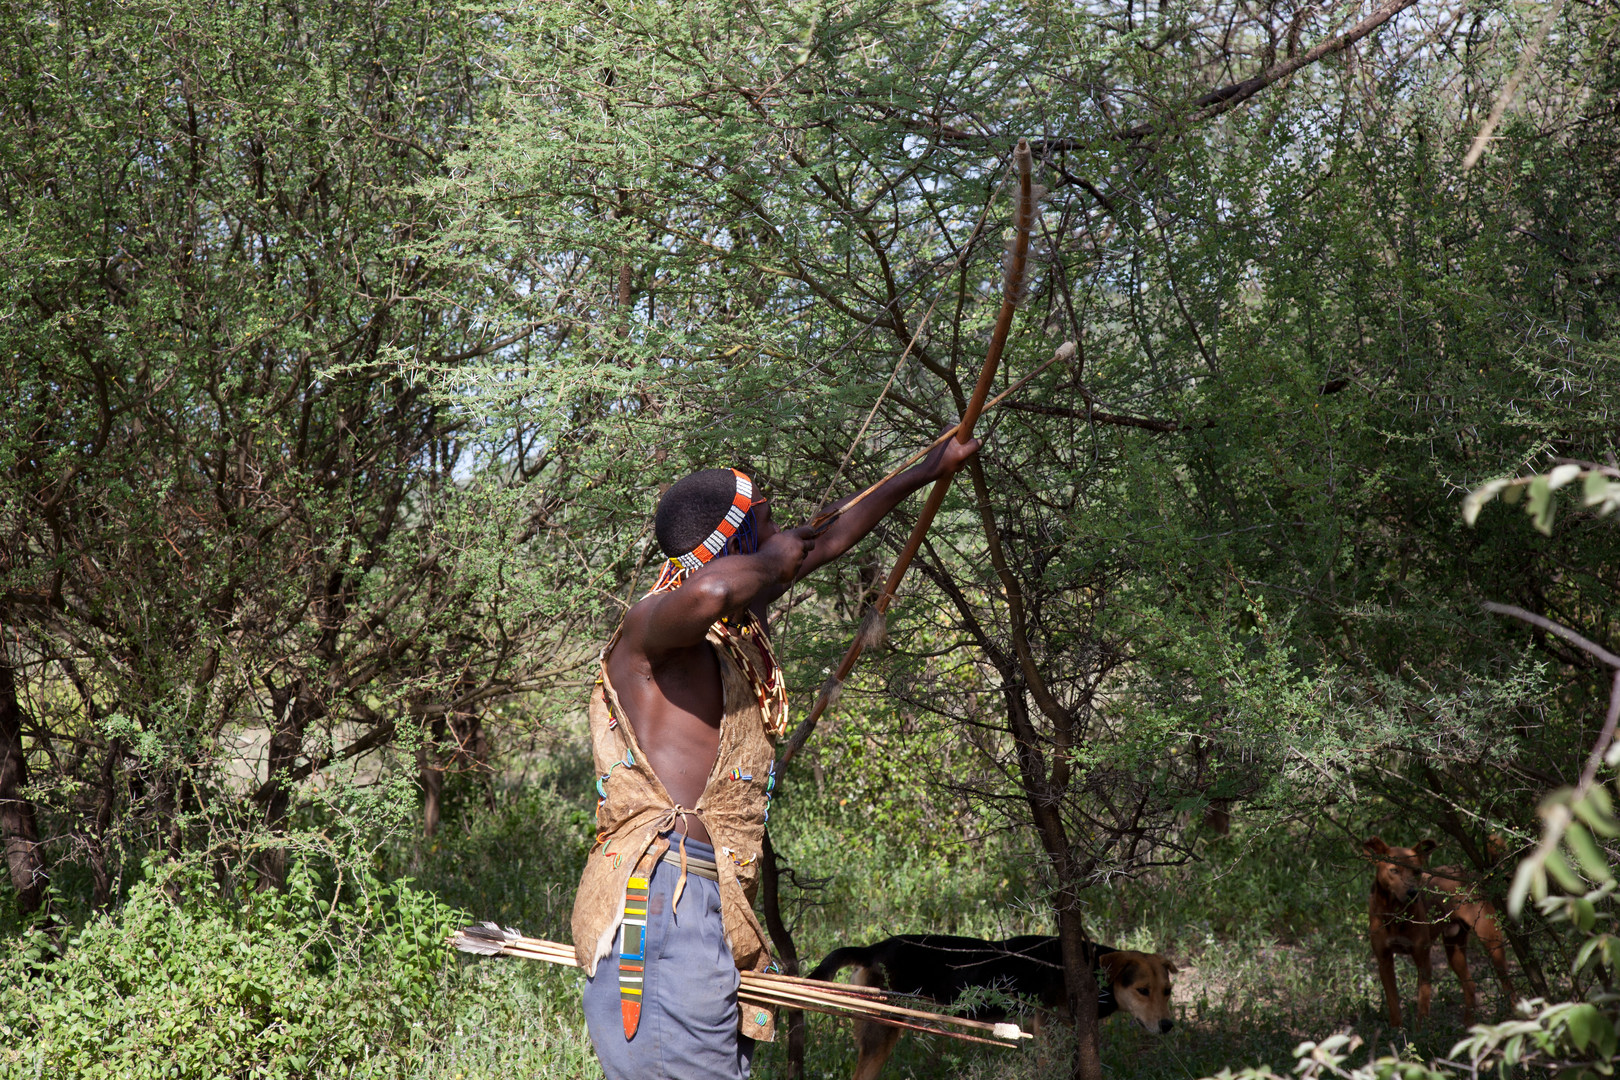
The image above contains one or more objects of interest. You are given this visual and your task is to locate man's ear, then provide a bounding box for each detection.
[1415,839,1437,858]
[1364,836,1389,855]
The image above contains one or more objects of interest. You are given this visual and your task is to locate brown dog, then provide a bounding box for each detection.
[809,934,1175,1080]
[1365,836,1516,1026]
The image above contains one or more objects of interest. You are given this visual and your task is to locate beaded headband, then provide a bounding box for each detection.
[672,469,757,573]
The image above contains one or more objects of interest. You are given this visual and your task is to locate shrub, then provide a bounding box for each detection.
[0,862,463,1080]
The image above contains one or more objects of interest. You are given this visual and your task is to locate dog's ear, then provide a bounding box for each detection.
[1162,958,1178,975]
[1415,839,1437,858]
[1099,952,1138,986]
[1364,836,1389,855]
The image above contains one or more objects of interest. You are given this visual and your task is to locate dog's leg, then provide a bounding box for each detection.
[1443,935,1477,1026]
[1473,910,1516,1010]
[1414,944,1434,1025]
[1375,948,1404,1027]
[850,965,902,1080]
[851,1017,902,1080]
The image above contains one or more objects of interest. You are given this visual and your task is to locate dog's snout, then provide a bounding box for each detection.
[1159,1019,1174,1033]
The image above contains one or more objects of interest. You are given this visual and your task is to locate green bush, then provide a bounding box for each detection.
[0,862,463,1080]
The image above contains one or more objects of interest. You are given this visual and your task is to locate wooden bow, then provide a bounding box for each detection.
[781,137,1038,765]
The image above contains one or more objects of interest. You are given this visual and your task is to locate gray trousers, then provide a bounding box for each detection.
[583,835,755,1080]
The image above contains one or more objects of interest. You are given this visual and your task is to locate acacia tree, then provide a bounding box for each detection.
[430,1,1594,1075]
[0,0,629,910]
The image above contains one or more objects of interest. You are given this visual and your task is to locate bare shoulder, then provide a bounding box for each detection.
[612,592,660,659]
[617,582,719,661]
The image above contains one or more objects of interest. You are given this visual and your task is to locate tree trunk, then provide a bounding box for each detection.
[0,647,47,914]
[451,709,496,811]
[89,739,121,908]
[1001,682,1102,1080]
[1056,889,1102,1080]
[257,679,320,889]
[419,714,449,839]
[761,829,806,1078]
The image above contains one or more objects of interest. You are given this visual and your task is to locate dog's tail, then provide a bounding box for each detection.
[808,944,880,982]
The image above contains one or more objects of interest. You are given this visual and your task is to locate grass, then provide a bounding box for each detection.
[0,744,1554,1080]
[397,756,1542,1080]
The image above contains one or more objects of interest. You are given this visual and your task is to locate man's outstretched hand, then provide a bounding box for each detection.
[923,432,983,480]
[761,528,814,583]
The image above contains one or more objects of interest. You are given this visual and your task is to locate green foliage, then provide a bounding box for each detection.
[1201,993,1620,1080]
[422,0,1620,937]
[5,0,1620,1077]
[0,0,620,909]
[406,960,601,1080]
[392,765,606,1080]
[391,757,597,943]
[0,861,462,1080]
[1465,464,1620,537]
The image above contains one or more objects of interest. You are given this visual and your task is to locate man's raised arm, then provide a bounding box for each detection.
[787,432,981,584]
[626,530,812,657]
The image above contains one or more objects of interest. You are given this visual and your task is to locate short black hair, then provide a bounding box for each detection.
[655,468,744,558]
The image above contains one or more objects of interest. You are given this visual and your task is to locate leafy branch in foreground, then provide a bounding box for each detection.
[1463,462,1620,536]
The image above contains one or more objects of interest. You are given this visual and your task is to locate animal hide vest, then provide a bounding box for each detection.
[570,614,783,1042]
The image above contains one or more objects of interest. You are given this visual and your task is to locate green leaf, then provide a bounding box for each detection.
[1462,478,1511,525]
[1576,934,1612,973]
[1587,784,1616,818]
[1566,821,1616,883]
[1509,857,1540,917]
[1547,464,1582,490]
[1547,847,1587,894]
[1571,796,1620,838]
[1584,471,1611,508]
[1565,1003,1616,1057]
[1566,1003,1602,1053]
[1526,475,1556,535]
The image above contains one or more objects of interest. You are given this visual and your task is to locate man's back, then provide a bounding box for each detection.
[605,633,727,839]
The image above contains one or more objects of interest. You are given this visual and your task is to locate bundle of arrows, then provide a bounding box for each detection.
[449,923,1031,1049]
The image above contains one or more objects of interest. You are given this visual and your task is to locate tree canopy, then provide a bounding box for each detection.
[3,0,1619,1075]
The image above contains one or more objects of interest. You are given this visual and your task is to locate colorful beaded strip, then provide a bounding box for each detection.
[619,874,650,1038]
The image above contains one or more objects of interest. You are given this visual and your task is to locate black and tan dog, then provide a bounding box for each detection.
[809,934,1176,1080]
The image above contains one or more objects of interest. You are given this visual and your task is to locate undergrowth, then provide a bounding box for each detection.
[0,860,461,1080]
[0,752,1565,1080]
[401,757,1550,1080]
